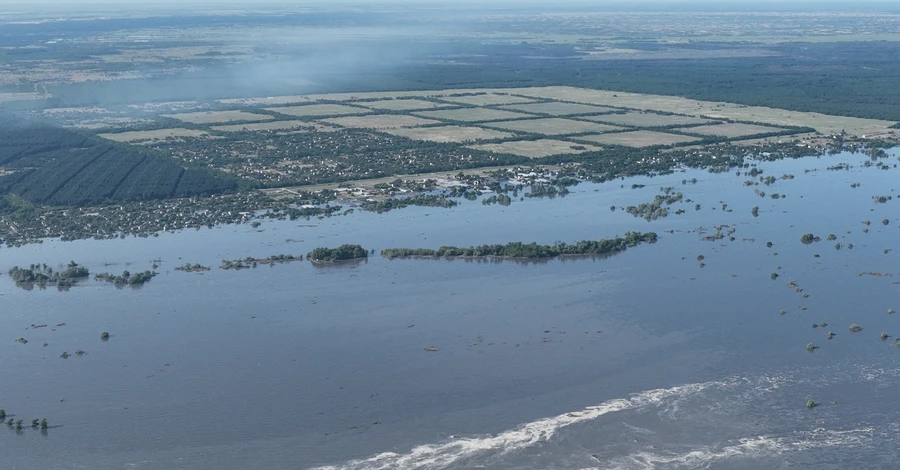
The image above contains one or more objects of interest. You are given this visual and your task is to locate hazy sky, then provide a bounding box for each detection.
[5,0,898,14]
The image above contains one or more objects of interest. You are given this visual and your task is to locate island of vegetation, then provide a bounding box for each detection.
[220,254,303,270]
[174,263,211,273]
[7,262,90,289]
[95,270,157,286]
[380,232,657,260]
[306,245,369,262]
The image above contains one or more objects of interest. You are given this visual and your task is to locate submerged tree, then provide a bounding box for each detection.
[806,399,817,409]
[850,324,863,332]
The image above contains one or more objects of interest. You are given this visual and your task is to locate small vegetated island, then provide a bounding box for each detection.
[174,263,211,273]
[94,270,157,286]
[380,232,657,260]
[220,254,303,270]
[306,244,369,262]
[7,262,89,289]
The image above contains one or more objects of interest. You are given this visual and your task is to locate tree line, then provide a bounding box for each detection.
[380,232,657,259]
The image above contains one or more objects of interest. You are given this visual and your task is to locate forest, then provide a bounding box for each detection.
[311,41,900,122]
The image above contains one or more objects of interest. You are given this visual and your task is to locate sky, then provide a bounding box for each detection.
[4,0,898,14]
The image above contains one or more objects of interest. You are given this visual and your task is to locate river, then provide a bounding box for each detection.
[2,149,900,469]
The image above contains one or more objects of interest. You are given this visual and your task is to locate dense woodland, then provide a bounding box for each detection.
[307,41,900,122]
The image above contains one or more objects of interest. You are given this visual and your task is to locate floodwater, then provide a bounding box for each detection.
[2,149,900,469]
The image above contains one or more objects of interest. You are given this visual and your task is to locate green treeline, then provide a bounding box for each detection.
[0,126,237,208]
[380,232,657,259]
[307,244,369,262]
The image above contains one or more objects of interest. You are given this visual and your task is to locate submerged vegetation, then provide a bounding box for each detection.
[7,262,89,289]
[175,263,211,273]
[625,191,684,221]
[381,232,657,260]
[2,412,48,432]
[220,254,303,270]
[95,270,157,286]
[307,245,369,262]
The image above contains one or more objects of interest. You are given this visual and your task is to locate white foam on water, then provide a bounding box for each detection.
[600,427,874,470]
[313,378,745,470]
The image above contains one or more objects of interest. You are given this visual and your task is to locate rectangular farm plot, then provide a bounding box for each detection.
[485,118,623,136]
[265,104,369,118]
[681,123,785,138]
[383,125,513,143]
[436,93,537,106]
[468,139,602,158]
[210,120,337,132]
[320,114,440,129]
[353,99,453,111]
[581,112,713,127]
[164,110,274,124]
[498,102,617,116]
[414,108,534,123]
[577,131,699,148]
[99,128,209,143]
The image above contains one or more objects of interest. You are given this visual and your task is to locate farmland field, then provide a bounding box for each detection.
[682,123,786,138]
[468,138,602,158]
[484,117,623,135]
[353,99,453,111]
[435,93,537,106]
[414,107,534,122]
[265,104,370,118]
[500,86,890,136]
[210,120,338,132]
[581,111,714,127]
[213,87,896,137]
[320,114,440,129]
[98,128,209,143]
[498,101,618,116]
[576,130,700,147]
[163,110,274,124]
[382,125,513,143]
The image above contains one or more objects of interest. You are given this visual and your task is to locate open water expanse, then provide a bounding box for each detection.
[3,149,900,469]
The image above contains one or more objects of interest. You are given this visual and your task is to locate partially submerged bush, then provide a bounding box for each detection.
[850,324,863,332]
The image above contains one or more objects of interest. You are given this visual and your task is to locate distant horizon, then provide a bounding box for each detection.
[4,0,900,11]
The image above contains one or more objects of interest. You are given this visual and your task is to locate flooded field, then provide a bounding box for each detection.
[3,149,900,469]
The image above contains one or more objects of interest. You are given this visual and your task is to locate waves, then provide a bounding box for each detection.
[599,427,874,470]
[313,369,892,470]
[312,377,743,470]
